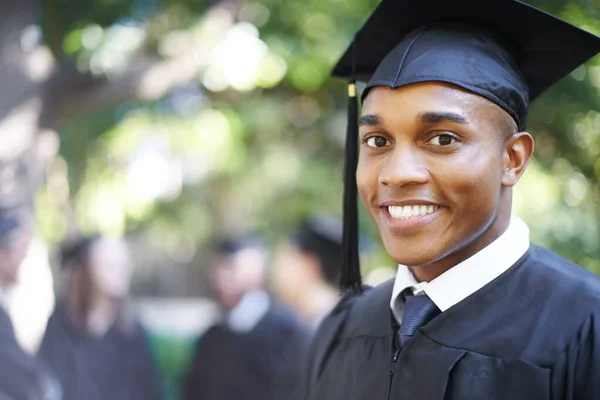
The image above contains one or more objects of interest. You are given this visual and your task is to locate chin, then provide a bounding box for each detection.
[104,287,129,299]
[383,242,441,267]
[391,254,437,268]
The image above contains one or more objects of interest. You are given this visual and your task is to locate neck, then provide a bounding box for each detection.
[87,293,119,336]
[297,283,339,322]
[409,210,511,282]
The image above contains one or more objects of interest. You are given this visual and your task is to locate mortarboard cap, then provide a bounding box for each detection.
[334,0,600,292]
[60,235,99,269]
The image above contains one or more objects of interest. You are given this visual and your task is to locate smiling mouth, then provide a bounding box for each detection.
[387,205,439,220]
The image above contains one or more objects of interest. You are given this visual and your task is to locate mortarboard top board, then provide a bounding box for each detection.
[334,0,600,292]
[60,235,100,268]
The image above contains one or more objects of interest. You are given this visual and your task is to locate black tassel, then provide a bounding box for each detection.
[340,79,362,294]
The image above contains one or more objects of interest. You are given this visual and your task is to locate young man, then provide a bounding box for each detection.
[183,236,308,400]
[304,0,600,399]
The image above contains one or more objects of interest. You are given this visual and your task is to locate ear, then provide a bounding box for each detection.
[502,132,534,187]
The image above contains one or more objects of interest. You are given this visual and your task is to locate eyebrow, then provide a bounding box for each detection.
[419,111,469,125]
[358,114,382,127]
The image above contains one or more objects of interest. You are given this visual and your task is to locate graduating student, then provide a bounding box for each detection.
[303,0,600,399]
[37,235,163,400]
[183,236,308,400]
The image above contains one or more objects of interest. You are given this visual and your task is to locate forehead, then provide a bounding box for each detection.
[90,238,129,259]
[361,82,503,122]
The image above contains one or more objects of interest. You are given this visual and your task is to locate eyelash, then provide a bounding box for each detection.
[361,135,389,148]
[361,132,459,149]
[429,133,458,146]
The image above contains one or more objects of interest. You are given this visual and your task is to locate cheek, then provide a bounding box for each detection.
[439,149,504,212]
[274,264,303,295]
[92,264,132,295]
[356,155,378,203]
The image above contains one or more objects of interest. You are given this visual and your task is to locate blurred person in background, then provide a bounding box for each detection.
[0,213,62,399]
[4,217,56,355]
[183,235,308,400]
[37,235,163,400]
[273,217,342,331]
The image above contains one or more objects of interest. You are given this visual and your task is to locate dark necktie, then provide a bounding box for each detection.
[398,293,441,349]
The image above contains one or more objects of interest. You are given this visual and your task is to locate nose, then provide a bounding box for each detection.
[378,145,429,187]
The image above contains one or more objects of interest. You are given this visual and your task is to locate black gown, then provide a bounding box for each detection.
[37,304,163,400]
[0,307,61,400]
[183,303,309,400]
[304,245,600,400]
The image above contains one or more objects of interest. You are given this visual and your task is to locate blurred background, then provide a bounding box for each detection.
[0,0,598,398]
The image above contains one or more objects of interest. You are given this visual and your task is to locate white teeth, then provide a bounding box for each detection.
[388,204,439,220]
[389,206,400,218]
[412,205,419,216]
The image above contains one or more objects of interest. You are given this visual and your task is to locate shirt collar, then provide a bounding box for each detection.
[226,290,271,333]
[390,215,530,322]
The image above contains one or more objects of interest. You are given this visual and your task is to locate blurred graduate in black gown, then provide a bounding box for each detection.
[0,214,61,400]
[273,217,342,331]
[37,235,163,400]
[183,236,308,400]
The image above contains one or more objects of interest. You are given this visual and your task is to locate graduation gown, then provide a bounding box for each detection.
[304,245,600,400]
[183,302,309,400]
[37,304,163,400]
[0,307,61,400]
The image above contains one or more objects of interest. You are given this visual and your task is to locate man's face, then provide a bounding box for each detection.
[357,82,519,279]
[272,242,316,306]
[210,247,267,310]
[88,238,133,299]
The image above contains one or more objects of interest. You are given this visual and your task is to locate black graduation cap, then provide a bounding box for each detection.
[334,0,600,292]
[60,235,99,269]
[292,217,343,286]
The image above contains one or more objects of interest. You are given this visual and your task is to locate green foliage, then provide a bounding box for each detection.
[36,0,600,286]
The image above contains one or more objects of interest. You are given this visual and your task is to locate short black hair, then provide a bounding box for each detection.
[500,108,519,139]
[212,235,267,257]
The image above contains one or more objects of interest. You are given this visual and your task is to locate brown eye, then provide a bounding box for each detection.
[366,136,388,148]
[430,134,456,146]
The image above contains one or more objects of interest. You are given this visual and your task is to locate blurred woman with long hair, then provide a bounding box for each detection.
[37,235,163,400]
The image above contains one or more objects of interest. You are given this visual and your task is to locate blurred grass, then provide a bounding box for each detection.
[148,332,196,400]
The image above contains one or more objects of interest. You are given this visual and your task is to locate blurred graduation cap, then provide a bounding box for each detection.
[292,217,344,286]
[212,234,268,257]
[334,0,600,291]
[60,234,100,269]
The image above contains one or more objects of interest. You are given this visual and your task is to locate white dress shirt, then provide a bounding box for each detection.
[226,290,271,333]
[390,215,530,324]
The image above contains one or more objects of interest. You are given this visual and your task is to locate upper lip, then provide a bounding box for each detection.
[379,199,441,207]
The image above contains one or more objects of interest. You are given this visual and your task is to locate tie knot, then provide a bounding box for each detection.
[398,294,440,348]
